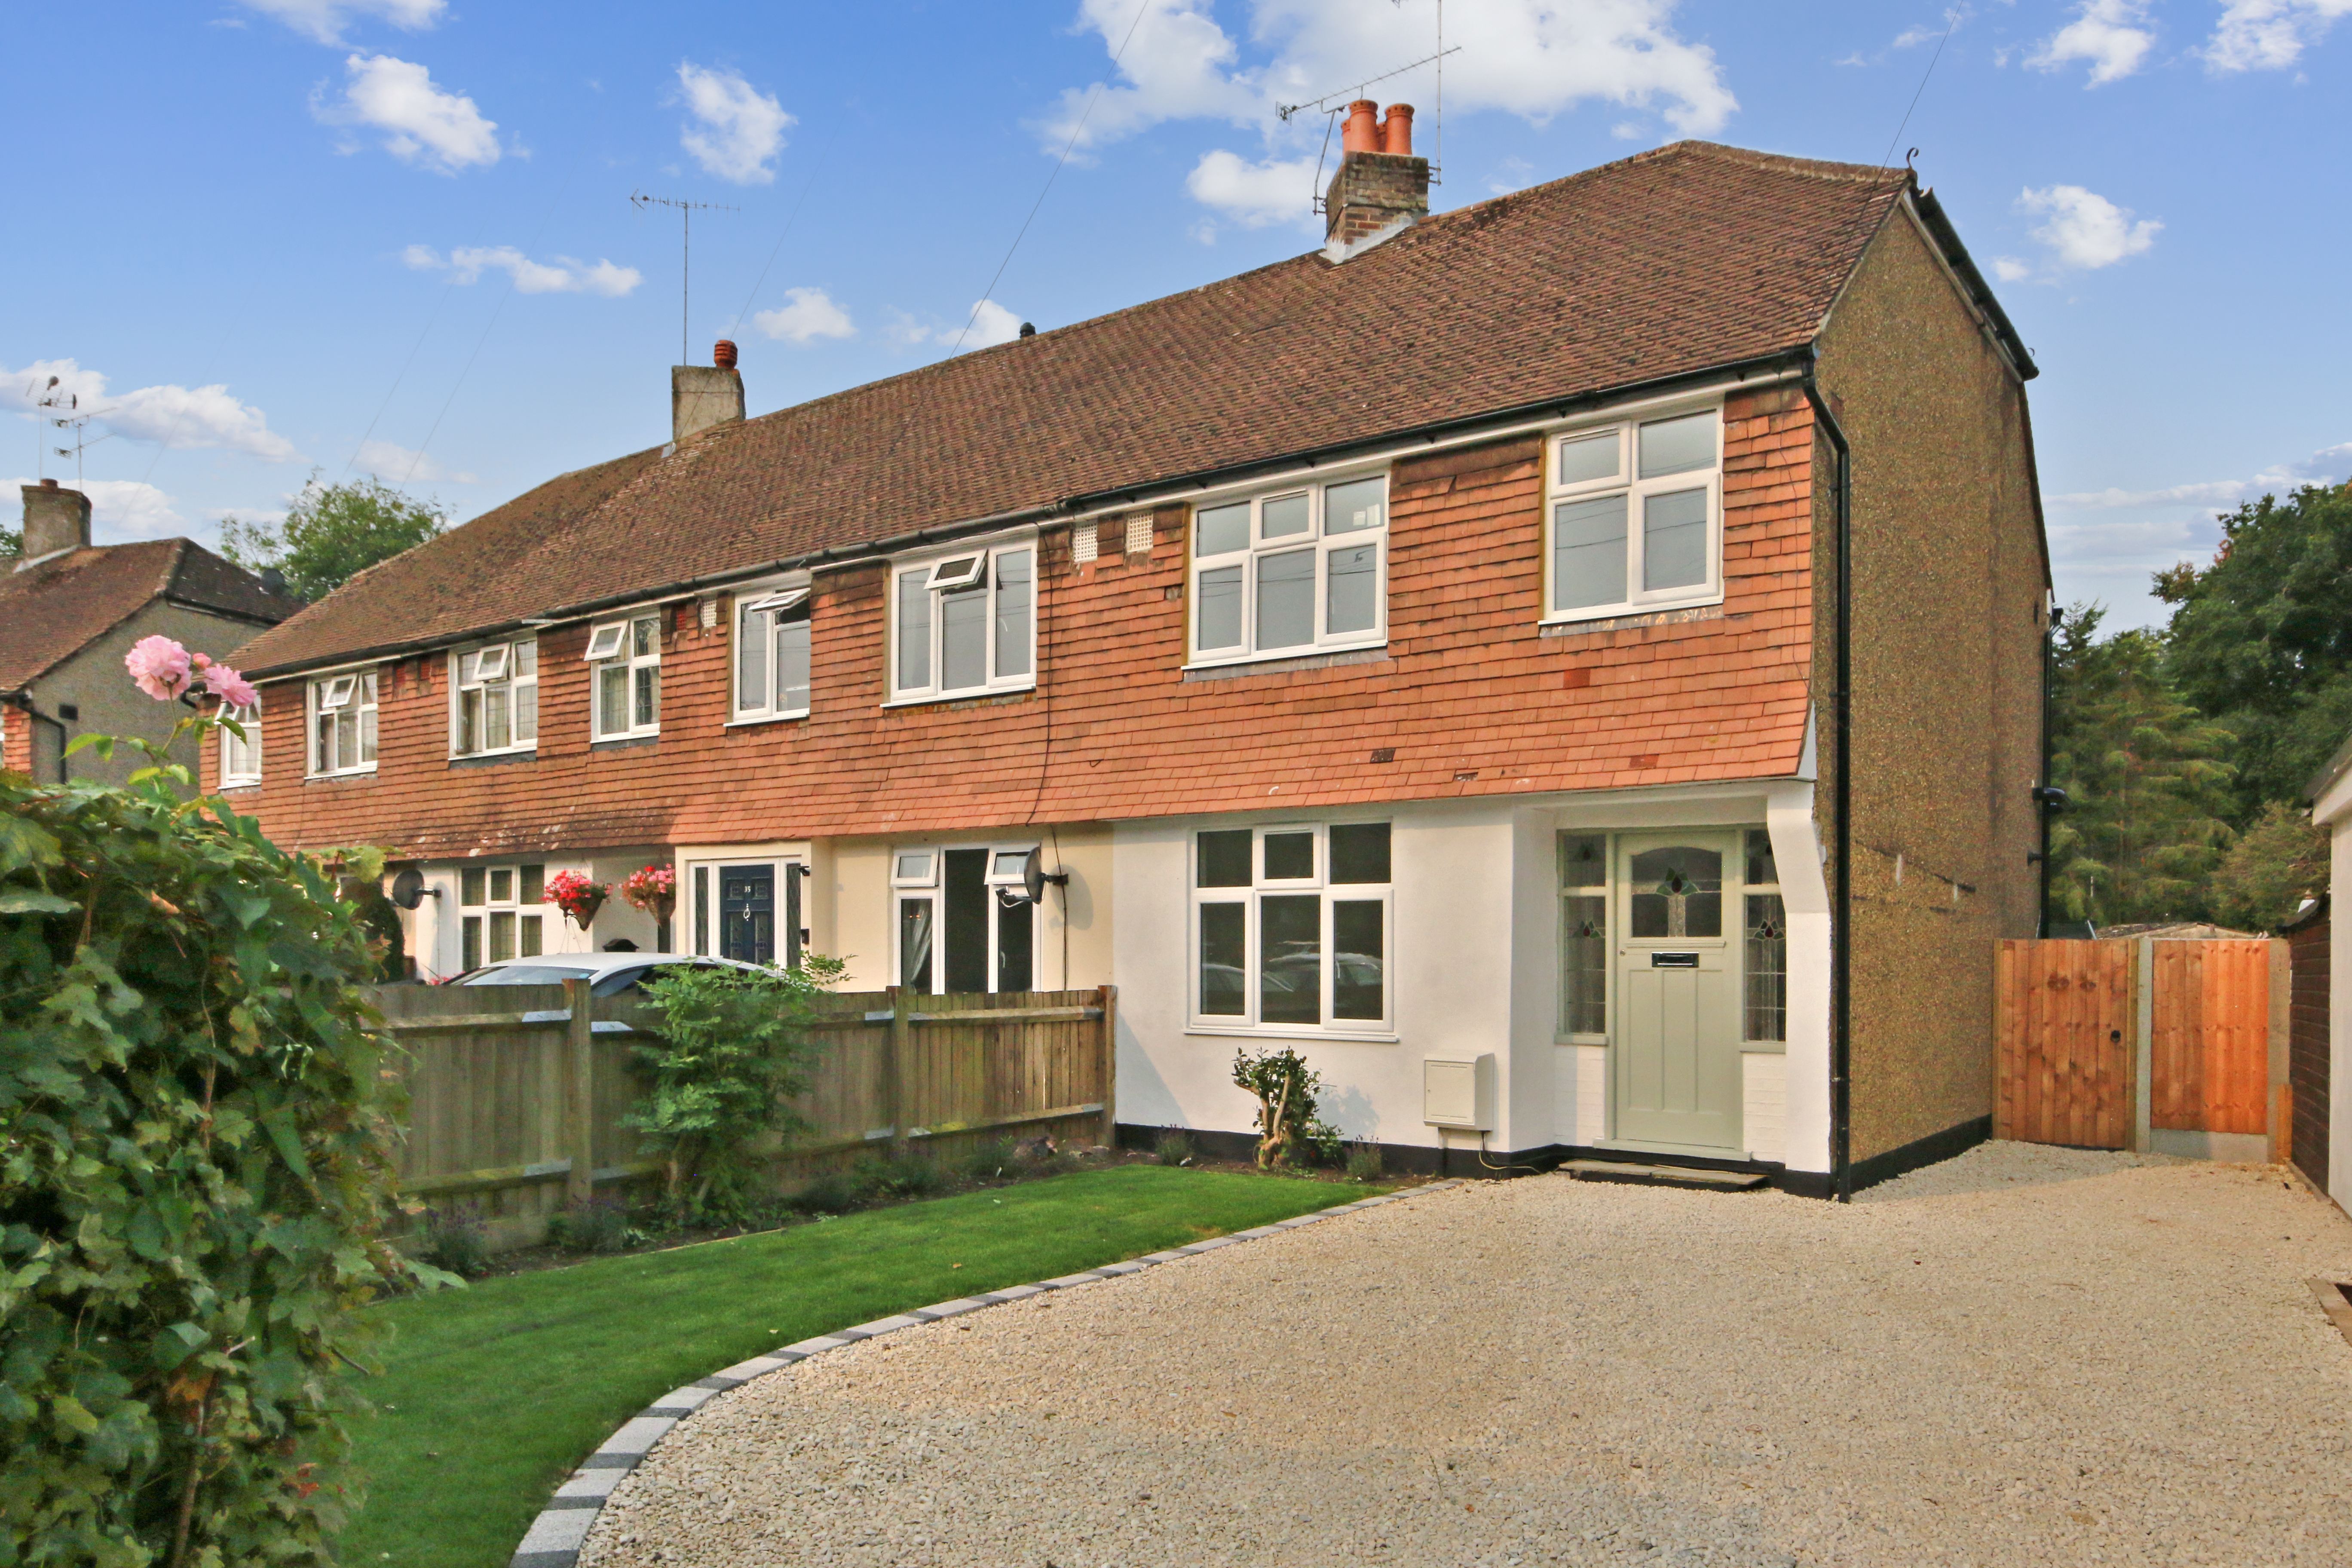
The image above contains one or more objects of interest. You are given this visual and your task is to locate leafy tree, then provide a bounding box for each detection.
[1230,1046,1343,1169]
[2045,604,2237,927]
[217,475,447,603]
[1,716,441,1567]
[2157,483,2352,819]
[1,522,19,557]
[623,957,845,1226]
[2208,801,2330,933]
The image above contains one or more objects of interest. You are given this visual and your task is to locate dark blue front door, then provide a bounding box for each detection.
[720,867,774,965]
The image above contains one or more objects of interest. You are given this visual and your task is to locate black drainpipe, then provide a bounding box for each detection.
[1801,363,1854,1204]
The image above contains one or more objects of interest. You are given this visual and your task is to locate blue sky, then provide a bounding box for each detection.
[7,0,2346,629]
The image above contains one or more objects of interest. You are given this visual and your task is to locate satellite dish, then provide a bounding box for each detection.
[388,868,432,910]
[1022,848,1069,906]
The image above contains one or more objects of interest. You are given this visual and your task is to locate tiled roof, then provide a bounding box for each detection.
[236,140,1915,677]
[0,538,298,690]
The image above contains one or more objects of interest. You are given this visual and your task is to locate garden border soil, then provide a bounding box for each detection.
[504,1181,1461,1568]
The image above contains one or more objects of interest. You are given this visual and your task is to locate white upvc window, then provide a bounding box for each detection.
[459,862,546,972]
[588,613,662,740]
[891,841,1040,993]
[1189,821,1392,1034]
[452,637,538,757]
[888,539,1034,704]
[1188,472,1387,667]
[308,670,377,776]
[218,701,261,787]
[733,584,812,722]
[1544,406,1723,623]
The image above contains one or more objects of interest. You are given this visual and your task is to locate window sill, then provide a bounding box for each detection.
[725,712,810,729]
[881,683,1035,711]
[305,768,379,782]
[1739,1040,1787,1055]
[449,747,538,769]
[1183,1024,1399,1044]
[1540,598,1725,636]
[218,780,261,792]
[1182,644,1388,680]
[591,733,660,751]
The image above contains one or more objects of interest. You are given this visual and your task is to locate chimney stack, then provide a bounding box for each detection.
[671,340,745,447]
[18,478,92,563]
[1324,101,1429,253]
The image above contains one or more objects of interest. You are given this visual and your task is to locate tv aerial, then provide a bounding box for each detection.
[630,190,739,365]
[29,375,115,488]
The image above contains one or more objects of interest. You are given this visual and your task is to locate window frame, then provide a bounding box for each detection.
[1186,821,1394,1040]
[729,580,815,726]
[1541,403,1725,626]
[450,637,539,759]
[890,839,1041,994]
[306,668,378,778]
[885,535,1038,706]
[1185,469,1390,669]
[457,861,546,972]
[588,612,663,741]
[217,700,262,787]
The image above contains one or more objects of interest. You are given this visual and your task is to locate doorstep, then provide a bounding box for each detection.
[1558,1159,1769,1191]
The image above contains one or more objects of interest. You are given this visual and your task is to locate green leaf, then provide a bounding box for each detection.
[0,891,77,916]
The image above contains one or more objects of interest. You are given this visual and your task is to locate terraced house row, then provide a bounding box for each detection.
[217,128,2052,1195]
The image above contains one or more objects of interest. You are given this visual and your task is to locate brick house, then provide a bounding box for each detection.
[219,126,2049,1196]
[4,480,296,784]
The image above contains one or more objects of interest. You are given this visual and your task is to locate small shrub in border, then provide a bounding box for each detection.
[787,1172,866,1216]
[544,1200,640,1255]
[415,1207,493,1278]
[1344,1139,1385,1181]
[957,1137,1013,1184]
[0,662,442,1568]
[1154,1128,1196,1166]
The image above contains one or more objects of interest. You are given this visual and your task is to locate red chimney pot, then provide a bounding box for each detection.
[40,477,58,489]
[1380,104,1414,156]
[1341,100,1379,154]
[713,339,739,369]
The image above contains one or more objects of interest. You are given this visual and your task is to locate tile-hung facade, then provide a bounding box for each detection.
[219,129,2052,1197]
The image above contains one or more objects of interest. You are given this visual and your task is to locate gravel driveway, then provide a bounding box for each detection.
[582,1143,2352,1567]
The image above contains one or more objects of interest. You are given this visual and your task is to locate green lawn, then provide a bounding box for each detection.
[346,1165,1370,1568]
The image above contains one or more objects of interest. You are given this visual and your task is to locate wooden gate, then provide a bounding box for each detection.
[1996,938,2277,1154]
[2287,907,2330,1190]
[1996,940,2135,1148]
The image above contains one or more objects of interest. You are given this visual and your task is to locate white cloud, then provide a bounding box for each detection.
[1892,22,1948,49]
[315,53,500,172]
[2029,0,2157,85]
[3,358,297,463]
[675,63,792,184]
[240,0,443,46]
[884,300,1026,352]
[1041,0,1736,199]
[1992,256,2032,282]
[1186,150,1323,231]
[2051,441,2352,511]
[753,287,857,345]
[353,440,477,483]
[404,244,641,296]
[10,476,186,543]
[2205,0,2352,70]
[1485,156,1536,196]
[2016,184,2161,271]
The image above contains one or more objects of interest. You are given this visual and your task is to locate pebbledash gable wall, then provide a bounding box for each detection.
[220,385,1819,856]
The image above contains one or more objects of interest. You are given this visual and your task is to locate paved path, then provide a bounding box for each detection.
[583,1144,2352,1566]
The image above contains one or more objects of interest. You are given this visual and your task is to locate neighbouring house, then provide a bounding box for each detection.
[2300,731,2352,1214]
[3,480,298,785]
[216,125,2050,1196]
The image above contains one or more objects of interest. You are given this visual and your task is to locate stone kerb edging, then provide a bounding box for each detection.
[509,1179,1466,1568]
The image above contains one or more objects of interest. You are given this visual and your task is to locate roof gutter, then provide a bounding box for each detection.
[1800,355,1854,1205]
[241,349,1813,680]
[1911,189,2037,383]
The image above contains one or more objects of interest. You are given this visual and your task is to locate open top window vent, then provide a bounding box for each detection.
[926,554,986,592]
[582,623,627,662]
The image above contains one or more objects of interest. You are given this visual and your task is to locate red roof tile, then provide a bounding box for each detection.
[0,538,297,690]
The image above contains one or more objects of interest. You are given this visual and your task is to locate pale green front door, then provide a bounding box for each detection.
[1613,832,1743,1152]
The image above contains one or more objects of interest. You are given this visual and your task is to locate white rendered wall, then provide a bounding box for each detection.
[1767,784,1832,1176]
[405,853,646,980]
[1742,1053,1788,1164]
[1111,802,1525,1152]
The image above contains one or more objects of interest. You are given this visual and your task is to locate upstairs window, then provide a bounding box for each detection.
[308,670,377,776]
[1190,474,1387,665]
[1545,407,1722,623]
[588,614,661,740]
[453,638,538,756]
[734,585,812,722]
[218,700,261,787]
[890,541,1034,703]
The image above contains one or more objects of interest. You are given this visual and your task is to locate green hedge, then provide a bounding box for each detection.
[1,772,432,1568]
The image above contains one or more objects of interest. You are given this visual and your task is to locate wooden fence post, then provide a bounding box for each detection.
[1096,984,1118,1152]
[2132,937,2155,1154]
[563,977,595,1207]
[889,984,911,1152]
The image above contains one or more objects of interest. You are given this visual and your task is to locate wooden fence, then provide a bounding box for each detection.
[1995,938,2280,1157]
[371,982,1116,1249]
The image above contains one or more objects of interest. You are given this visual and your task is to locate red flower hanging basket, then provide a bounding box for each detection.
[619,864,677,928]
[545,870,609,931]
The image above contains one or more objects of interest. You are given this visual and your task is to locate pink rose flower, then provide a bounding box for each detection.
[124,635,194,701]
[204,665,260,709]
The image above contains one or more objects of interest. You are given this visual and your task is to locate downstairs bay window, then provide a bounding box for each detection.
[1191,822,1390,1033]
[892,844,1038,993]
[459,862,545,972]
